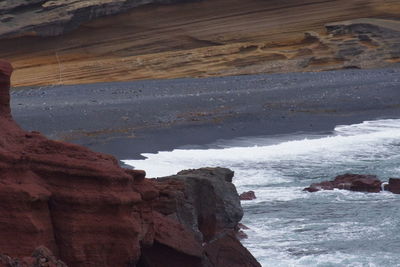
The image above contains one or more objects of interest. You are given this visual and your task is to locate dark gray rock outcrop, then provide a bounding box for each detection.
[325,18,400,37]
[153,167,244,242]
[324,19,400,66]
[149,167,260,267]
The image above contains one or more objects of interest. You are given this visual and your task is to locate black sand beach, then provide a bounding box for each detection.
[11,66,400,160]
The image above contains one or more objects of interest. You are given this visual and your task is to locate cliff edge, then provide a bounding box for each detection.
[0,60,260,267]
[1,0,399,87]
[0,0,197,38]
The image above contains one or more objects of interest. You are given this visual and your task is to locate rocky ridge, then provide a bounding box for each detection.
[0,60,260,267]
[1,0,399,87]
[0,0,196,38]
[301,18,400,71]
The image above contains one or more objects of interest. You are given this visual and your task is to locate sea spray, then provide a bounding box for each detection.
[124,119,400,266]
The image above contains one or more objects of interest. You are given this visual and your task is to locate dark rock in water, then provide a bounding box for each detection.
[240,190,257,200]
[385,178,400,194]
[304,173,382,193]
[0,60,260,267]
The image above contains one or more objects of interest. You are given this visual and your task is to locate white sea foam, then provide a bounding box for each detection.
[240,186,309,204]
[335,119,400,135]
[123,119,400,266]
[123,119,400,178]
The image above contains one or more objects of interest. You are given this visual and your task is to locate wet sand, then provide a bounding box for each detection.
[11,66,400,160]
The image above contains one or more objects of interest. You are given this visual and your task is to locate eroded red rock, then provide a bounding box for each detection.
[240,190,257,200]
[304,173,382,193]
[0,61,151,266]
[204,232,260,267]
[0,60,260,267]
[0,61,12,116]
[0,246,67,267]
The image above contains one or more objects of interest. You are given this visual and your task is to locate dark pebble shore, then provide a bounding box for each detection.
[11,66,400,160]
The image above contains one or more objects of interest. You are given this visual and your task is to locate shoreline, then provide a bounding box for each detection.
[11,66,400,160]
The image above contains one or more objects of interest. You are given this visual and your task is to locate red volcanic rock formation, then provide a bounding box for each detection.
[0,246,67,267]
[0,60,260,267]
[304,173,382,193]
[0,60,153,266]
[0,61,12,115]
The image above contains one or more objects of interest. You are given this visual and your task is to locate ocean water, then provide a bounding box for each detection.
[124,119,400,267]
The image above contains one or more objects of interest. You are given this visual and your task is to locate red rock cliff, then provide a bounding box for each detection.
[0,60,260,267]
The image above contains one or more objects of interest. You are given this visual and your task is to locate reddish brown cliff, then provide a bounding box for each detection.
[0,60,259,267]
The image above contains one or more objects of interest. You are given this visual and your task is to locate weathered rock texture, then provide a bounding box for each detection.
[0,246,67,267]
[0,0,197,38]
[304,174,400,195]
[384,178,400,194]
[304,174,382,193]
[304,18,400,70]
[0,60,260,267]
[153,168,243,242]
[239,191,256,201]
[1,0,399,87]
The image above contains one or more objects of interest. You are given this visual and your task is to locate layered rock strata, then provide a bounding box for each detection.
[1,0,400,87]
[0,0,197,38]
[0,60,260,267]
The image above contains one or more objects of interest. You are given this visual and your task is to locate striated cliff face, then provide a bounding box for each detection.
[0,60,260,267]
[0,0,197,38]
[1,0,399,87]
